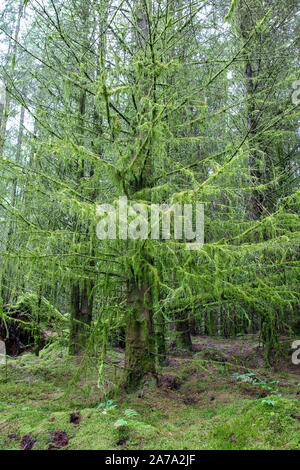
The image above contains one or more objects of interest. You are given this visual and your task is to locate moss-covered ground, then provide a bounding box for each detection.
[0,335,299,450]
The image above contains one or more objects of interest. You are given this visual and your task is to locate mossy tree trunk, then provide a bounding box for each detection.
[69,280,93,355]
[125,282,156,391]
[123,2,157,390]
[189,316,197,336]
[68,0,99,355]
[155,309,168,366]
[175,311,193,352]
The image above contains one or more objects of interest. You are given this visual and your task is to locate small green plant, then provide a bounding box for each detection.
[113,418,130,444]
[232,372,257,383]
[261,398,276,407]
[260,394,284,410]
[124,409,139,418]
[97,399,117,414]
[113,408,139,426]
[232,373,281,396]
[114,418,128,428]
[112,408,140,444]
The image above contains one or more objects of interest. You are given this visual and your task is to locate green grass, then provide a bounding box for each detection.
[0,338,299,450]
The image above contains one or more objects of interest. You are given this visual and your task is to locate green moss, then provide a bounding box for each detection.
[0,342,299,450]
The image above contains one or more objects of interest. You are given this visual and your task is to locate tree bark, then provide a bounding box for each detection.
[175,311,193,352]
[123,1,157,390]
[69,280,93,355]
[125,282,156,391]
[155,309,168,366]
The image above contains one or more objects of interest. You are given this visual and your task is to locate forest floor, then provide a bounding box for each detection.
[0,334,299,450]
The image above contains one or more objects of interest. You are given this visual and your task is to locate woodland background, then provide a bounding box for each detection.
[0,0,299,432]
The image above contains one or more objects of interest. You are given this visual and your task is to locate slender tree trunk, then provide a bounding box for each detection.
[69,283,80,355]
[69,280,93,355]
[189,316,196,336]
[0,0,23,155]
[237,2,266,221]
[155,309,168,366]
[68,0,98,354]
[1,100,25,303]
[0,0,24,303]
[175,310,193,352]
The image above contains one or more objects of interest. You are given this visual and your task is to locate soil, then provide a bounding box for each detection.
[70,412,81,425]
[20,433,35,450]
[48,431,69,450]
[158,374,182,390]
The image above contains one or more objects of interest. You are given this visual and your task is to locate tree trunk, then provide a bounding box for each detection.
[0,100,25,304]
[0,0,23,155]
[189,316,197,336]
[68,0,97,353]
[125,282,156,391]
[155,310,168,366]
[175,311,193,352]
[69,280,93,355]
[123,2,156,390]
